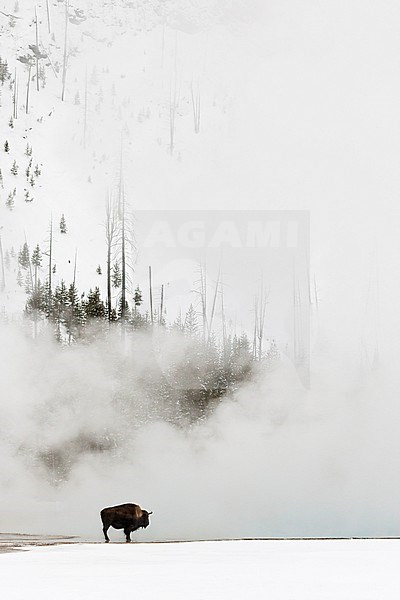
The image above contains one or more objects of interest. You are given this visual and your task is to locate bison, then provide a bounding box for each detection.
[100,503,152,543]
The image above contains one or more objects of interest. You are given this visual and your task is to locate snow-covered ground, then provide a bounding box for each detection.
[1,539,399,600]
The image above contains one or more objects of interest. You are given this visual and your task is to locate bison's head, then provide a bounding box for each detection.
[141,510,153,529]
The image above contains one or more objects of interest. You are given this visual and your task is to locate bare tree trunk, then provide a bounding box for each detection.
[33,260,38,339]
[107,224,112,322]
[221,274,227,366]
[13,68,17,119]
[121,191,126,321]
[207,267,220,345]
[200,263,208,343]
[159,284,164,324]
[26,64,32,114]
[253,284,267,361]
[61,0,69,101]
[253,298,257,360]
[68,249,77,345]
[105,193,119,322]
[105,195,113,322]
[46,0,51,34]
[48,217,53,315]
[149,265,153,325]
[35,6,40,92]
[313,274,319,311]
[190,81,200,133]
[83,67,88,148]
[15,72,19,119]
[25,233,34,292]
[118,143,126,324]
[257,285,267,361]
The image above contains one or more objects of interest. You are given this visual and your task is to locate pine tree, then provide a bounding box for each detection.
[17,268,23,286]
[59,214,67,234]
[9,117,13,128]
[266,339,279,364]
[64,282,85,342]
[10,160,18,175]
[172,311,184,332]
[18,242,30,269]
[51,280,69,335]
[134,286,142,308]
[112,261,121,288]
[4,140,9,152]
[24,272,32,294]
[25,190,33,202]
[229,332,253,382]
[31,244,42,270]
[96,265,102,275]
[117,297,130,321]
[29,175,35,187]
[34,164,41,177]
[6,192,14,210]
[184,304,199,336]
[0,58,10,84]
[31,243,42,321]
[25,143,32,156]
[85,287,105,319]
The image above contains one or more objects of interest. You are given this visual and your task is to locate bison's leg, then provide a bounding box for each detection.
[124,527,132,543]
[103,525,110,543]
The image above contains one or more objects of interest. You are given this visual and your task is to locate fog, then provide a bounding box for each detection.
[0,320,399,541]
[1,0,400,542]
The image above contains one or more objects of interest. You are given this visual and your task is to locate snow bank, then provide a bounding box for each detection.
[1,539,399,600]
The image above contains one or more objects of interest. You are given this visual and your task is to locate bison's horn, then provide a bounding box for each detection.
[148,511,153,515]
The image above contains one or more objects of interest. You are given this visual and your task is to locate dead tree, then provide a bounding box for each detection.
[149,265,154,324]
[253,282,268,361]
[35,6,40,92]
[13,68,18,119]
[24,58,34,114]
[190,81,201,133]
[105,192,119,321]
[46,0,51,34]
[61,0,69,101]
[47,217,53,313]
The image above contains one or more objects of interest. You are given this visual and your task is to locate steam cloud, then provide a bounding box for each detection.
[1,321,399,541]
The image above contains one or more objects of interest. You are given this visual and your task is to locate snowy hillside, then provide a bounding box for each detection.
[0,0,263,321]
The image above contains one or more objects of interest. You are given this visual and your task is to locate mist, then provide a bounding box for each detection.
[1,0,400,545]
[1,320,399,542]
